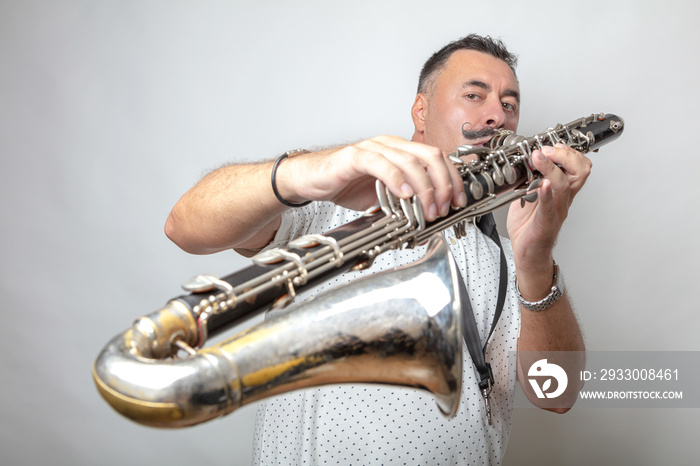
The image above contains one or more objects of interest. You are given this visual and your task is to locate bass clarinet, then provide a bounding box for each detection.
[93,113,624,427]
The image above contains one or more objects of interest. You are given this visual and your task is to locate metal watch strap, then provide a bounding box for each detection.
[516,262,565,312]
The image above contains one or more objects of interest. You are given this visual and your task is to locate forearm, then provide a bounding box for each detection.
[515,259,585,413]
[518,297,585,354]
[165,135,469,255]
[505,132,592,412]
[165,162,286,254]
[515,257,584,353]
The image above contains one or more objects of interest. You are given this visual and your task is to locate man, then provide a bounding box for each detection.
[166,34,587,465]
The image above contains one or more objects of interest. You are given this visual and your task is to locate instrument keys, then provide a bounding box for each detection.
[181,275,217,293]
[290,234,344,267]
[181,274,234,297]
[490,161,505,186]
[469,181,483,200]
[480,172,495,196]
[502,163,517,184]
[252,249,285,265]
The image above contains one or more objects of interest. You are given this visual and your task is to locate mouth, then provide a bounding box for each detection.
[464,137,493,147]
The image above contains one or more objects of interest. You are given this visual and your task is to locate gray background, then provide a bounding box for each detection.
[2,0,699,465]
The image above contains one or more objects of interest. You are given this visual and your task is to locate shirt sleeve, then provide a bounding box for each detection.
[266,202,322,250]
[266,202,366,251]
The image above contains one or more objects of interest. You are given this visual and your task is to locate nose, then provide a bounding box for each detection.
[482,99,507,128]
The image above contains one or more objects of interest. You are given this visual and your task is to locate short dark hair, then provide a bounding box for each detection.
[417,34,518,94]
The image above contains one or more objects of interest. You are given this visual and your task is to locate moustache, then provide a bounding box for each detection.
[461,123,498,141]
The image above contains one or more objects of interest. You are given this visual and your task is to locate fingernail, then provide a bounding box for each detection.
[440,202,450,217]
[456,192,467,207]
[536,150,547,162]
[541,146,555,155]
[428,203,437,220]
[400,183,413,197]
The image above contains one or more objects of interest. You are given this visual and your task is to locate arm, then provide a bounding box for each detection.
[165,162,287,255]
[165,135,467,255]
[508,143,590,412]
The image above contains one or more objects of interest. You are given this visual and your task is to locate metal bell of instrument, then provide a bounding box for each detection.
[92,234,463,427]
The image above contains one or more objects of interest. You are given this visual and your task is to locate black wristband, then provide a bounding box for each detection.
[271,150,312,207]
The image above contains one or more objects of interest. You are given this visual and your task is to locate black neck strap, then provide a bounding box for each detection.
[457,213,508,392]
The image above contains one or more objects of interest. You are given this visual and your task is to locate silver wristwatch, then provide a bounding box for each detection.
[516,262,565,312]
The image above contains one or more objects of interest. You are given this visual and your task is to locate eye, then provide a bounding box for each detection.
[465,93,481,101]
[502,102,517,112]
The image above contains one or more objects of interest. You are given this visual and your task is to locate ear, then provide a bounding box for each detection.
[411,93,428,135]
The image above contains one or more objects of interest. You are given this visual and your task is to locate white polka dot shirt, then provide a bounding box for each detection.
[253,202,521,465]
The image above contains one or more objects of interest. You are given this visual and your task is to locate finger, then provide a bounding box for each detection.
[539,144,592,193]
[343,146,416,200]
[355,141,436,219]
[535,178,555,218]
[358,139,445,221]
[529,149,571,208]
[446,156,468,210]
[372,137,464,217]
[531,179,561,244]
[415,148,455,217]
[530,148,566,185]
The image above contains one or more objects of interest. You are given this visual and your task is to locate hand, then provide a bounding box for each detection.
[276,135,467,222]
[507,143,592,273]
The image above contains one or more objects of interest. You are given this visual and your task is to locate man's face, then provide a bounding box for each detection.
[413,49,520,154]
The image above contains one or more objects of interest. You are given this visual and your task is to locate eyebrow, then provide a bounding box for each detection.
[463,79,520,103]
